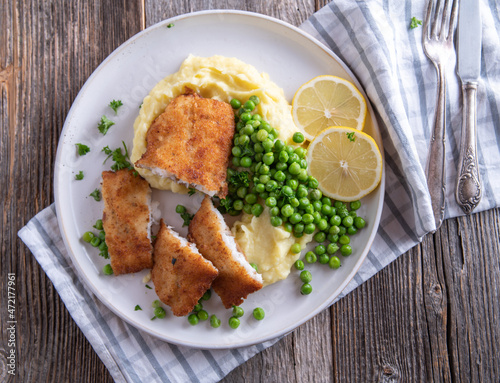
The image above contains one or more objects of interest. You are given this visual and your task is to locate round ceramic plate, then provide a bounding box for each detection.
[54,10,385,349]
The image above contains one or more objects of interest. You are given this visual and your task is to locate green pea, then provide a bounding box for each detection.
[232,157,240,167]
[232,306,244,318]
[253,307,265,320]
[305,251,317,263]
[330,215,342,226]
[188,313,199,325]
[253,183,264,194]
[304,204,315,215]
[243,204,253,214]
[90,237,101,247]
[102,264,113,275]
[281,204,294,217]
[349,211,357,217]
[82,231,95,243]
[294,147,307,158]
[270,216,283,227]
[291,243,302,254]
[341,244,353,256]
[94,219,103,230]
[285,145,295,155]
[329,225,340,235]
[230,98,241,109]
[350,200,361,210]
[263,152,274,166]
[251,203,264,217]
[98,230,105,241]
[310,190,322,201]
[229,317,241,329]
[266,197,277,208]
[274,170,286,182]
[210,315,221,328]
[293,132,305,143]
[193,302,203,312]
[243,124,254,135]
[301,283,313,295]
[354,217,366,229]
[274,139,285,151]
[302,213,314,224]
[317,219,328,232]
[240,111,252,122]
[249,95,260,105]
[308,177,319,189]
[260,121,272,132]
[339,235,350,245]
[257,129,268,142]
[290,198,300,208]
[254,153,263,162]
[197,309,209,321]
[312,211,322,224]
[321,205,334,216]
[175,205,187,214]
[304,223,316,234]
[154,307,166,319]
[265,180,278,192]
[342,215,354,227]
[327,243,340,256]
[329,256,341,269]
[313,231,326,243]
[288,162,300,175]
[283,222,293,232]
[300,270,312,283]
[318,253,329,264]
[240,156,252,168]
[314,244,326,255]
[293,223,304,234]
[243,100,255,111]
[347,226,358,235]
[259,164,270,175]
[289,213,302,225]
[238,134,250,146]
[294,260,305,270]
[297,169,309,182]
[152,299,162,308]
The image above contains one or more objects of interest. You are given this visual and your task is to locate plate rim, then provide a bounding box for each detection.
[54,9,385,349]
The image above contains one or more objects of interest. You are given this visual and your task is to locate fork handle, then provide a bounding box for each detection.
[456,81,481,214]
[426,63,447,230]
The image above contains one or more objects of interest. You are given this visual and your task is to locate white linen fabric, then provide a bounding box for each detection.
[18,1,500,382]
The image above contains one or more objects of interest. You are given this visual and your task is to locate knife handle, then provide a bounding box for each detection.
[426,63,447,230]
[456,81,481,214]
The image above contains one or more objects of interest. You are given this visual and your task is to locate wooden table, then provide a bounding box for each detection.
[2,1,499,381]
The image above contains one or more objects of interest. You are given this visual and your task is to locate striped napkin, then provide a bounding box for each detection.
[18,1,500,382]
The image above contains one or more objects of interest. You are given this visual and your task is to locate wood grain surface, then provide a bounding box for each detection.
[1,0,499,382]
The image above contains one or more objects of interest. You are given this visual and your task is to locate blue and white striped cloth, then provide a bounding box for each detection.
[18,1,500,382]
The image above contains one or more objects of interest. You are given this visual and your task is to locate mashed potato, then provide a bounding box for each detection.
[131,55,298,192]
[232,209,313,286]
[132,55,311,285]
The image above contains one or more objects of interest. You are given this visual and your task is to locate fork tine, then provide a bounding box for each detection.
[423,0,435,39]
[431,0,444,38]
[447,0,459,39]
[439,0,451,39]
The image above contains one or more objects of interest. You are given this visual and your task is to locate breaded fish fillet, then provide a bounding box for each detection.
[101,169,153,275]
[188,196,263,308]
[152,220,218,316]
[134,91,235,198]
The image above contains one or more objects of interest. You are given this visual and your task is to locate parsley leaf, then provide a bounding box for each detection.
[76,143,90,156]
[410,16,422,29]
[180,212,194,227]
[75,171,84,180]
[134,305,142,311]
[188,188,196,196]
[228,170,250,188]
[97,115,115,135]
[109,100,123,114]
[346,132,356,142]
[167,23,174,28]
[102,141,134,171]
[218,195,235,214]
[145,284,152,289]
[89,188,101,201]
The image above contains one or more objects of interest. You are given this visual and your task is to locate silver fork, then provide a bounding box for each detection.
[422,0,459,231]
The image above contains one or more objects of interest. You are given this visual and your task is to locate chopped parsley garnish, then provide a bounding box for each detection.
[167,23,174,28]
[134,305,142,311]
[145,284,152,289]
[109,100,123,114]
[218,195,235,214]
[139,102,143,109]
[410,17,422,29]
[228,170,250,188]
[76,143,90,156]
[102,141,134,171]
[89,188,101,201]
[188,188,196,196]
[75,171,84,180]
[346,132,356,142]
[97,115,115,135]
[179,212,194,227]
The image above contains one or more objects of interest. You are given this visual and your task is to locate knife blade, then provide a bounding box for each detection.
[455,0,482,214]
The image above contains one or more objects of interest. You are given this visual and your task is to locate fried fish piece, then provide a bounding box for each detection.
[101,169,153,275]
[151,220,218,316]
[134,91,235,198]
[188,196,263,308]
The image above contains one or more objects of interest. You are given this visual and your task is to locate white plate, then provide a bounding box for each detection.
[54,10,385,349]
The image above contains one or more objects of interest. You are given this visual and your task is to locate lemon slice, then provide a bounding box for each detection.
[292,75,367,141]
[307,127,382,201]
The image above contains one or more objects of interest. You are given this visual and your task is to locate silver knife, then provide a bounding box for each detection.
[455,0,482,214]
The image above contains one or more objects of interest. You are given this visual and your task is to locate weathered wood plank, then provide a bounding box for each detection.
[0,1,142,382]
